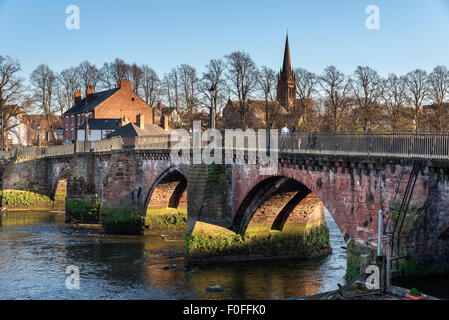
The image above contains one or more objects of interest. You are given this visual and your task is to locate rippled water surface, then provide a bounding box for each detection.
[0,210,346,300]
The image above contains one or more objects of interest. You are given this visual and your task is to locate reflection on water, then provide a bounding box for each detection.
[0,210,346,300]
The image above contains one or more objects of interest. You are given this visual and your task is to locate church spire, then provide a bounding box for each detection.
[276,32,296,112]
[282,33,291,74]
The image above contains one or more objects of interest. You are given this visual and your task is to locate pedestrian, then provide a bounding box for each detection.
[281,124,290,150]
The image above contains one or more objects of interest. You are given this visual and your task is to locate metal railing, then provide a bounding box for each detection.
[278,131,449,160]
[3,131,449,161]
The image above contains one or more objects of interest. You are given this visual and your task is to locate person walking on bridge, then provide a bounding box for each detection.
[281,124,290,150]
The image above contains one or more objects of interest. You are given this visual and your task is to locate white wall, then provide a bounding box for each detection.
[77,129,114,141]
[7,117,29,146]
[77,129,102,141]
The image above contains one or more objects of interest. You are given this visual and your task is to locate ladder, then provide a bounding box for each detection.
[384,160,422,268]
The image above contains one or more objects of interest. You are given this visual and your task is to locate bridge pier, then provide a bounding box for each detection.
[185,163,331,265]
[65,153,101,223]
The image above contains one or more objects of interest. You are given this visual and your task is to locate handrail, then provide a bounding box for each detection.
[1,131,449,161]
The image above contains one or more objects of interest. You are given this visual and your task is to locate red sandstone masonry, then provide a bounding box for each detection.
[2,151,449,266]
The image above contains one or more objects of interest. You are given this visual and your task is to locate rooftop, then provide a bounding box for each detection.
[63,88,120,115]
[107,123,168,137]
[78,118,121,130]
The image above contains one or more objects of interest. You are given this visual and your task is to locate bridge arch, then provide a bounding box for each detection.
[49,165,71,201]
[232,176,327,236]
[143,166,187,214]
[231,166,355,241]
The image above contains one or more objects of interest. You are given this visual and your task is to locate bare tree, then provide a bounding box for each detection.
[100,58,130,89]
[257,66,279,129]
[100,62,115,90]
[199,59,227,128]
[141,65,160,106]
[319,66,352,131]
[0,55,26,149]
[225,51,258,129]
[428,65,449,130]
[56,67,79,114]
[162,68,181,115]
[381,74,407,130]
[294,68,317,130]
[404,69,429,131]
[351,66,383,131]
[77,60,101,92]
[30,64,57,141]
[177,64,199,128]
[130,63,143,95]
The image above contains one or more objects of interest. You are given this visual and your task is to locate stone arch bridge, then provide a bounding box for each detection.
[0,133,449,265]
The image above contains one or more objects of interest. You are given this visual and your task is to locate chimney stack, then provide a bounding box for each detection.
[136,113,144,129]
[74,90,82,105]
[86,85,94,102]
[119,116,129,127]
[157,101,163,111]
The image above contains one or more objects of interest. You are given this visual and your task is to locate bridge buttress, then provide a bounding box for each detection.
[65,153,102,223]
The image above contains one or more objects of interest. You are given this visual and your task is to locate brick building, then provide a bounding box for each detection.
[23,114,64,146]
[223,34,307,130]
[62,79,154,142]
[152,101,181,129]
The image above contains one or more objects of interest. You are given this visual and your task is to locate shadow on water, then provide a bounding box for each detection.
[0,210,347,300]
[393,275,449,300]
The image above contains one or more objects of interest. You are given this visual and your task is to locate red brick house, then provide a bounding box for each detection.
[62,79,153,142]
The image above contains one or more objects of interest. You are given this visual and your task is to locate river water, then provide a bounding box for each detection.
[0,210,347,300]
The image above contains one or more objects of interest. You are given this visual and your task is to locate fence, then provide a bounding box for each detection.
[278,131,449,160]
[2,131,449,161]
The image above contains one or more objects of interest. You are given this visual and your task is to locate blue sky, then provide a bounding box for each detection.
[1,0,449,80]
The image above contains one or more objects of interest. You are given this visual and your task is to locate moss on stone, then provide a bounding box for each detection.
[66,199,101,223]
[396,258,449,277]
[345,245,373,282]
[101,208,145,235]
[185,225,330,265]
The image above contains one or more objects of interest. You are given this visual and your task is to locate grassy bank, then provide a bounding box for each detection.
[145,207,187,232]
[2,190,66,210]
[185,224,330,265]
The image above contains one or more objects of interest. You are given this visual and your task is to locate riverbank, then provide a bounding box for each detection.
[2,190,66,210]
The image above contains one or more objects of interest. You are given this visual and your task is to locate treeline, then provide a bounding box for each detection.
[1,52,449,136]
